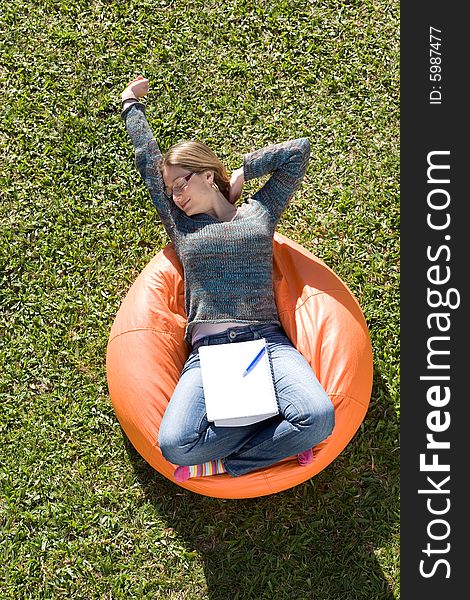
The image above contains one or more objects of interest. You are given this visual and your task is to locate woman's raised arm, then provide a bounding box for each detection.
[120,76,179,237]
[243,138,311,223]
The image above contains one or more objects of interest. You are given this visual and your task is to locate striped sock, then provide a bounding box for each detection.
[174,459,227,482]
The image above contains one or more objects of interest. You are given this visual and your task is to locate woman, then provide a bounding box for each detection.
[121,75,334,482]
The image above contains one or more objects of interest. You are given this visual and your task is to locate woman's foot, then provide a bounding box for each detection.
[297,449,314,466]
[174,459,227,482]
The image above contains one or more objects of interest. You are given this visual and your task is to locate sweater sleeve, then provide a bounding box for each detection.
[243,138,310,222]
[121,102,179,238]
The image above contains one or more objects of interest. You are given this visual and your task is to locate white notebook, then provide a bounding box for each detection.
[198,338,279,427]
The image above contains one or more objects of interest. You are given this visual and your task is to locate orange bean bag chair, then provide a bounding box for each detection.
[106,232,373,499]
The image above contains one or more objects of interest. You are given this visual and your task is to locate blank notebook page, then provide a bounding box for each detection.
[198,338,279,427]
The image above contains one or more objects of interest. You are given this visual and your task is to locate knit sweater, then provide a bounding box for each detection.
[122,102,310,343]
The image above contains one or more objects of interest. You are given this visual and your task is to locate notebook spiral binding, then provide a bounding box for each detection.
[263,339,281,415]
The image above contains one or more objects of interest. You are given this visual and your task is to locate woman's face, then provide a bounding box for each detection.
[163,165,214,217]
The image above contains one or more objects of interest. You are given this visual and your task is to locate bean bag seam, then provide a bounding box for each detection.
[327,391,368,407]
[277,288,354,314]
[262,470,277,494]
[108,327,182,345]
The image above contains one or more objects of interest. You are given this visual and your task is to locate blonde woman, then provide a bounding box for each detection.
[120,75,334,482]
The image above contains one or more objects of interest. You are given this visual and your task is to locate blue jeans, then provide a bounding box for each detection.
[158,324,335,477]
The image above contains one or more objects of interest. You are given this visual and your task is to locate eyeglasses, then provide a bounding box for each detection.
[167,172,195,197]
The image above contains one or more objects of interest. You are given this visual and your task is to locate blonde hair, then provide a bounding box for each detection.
[160,140,231,201]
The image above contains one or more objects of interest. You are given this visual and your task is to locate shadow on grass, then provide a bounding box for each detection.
[123,365,398,600]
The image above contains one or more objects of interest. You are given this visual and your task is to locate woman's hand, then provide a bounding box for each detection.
[121,75,149,101]
[229,167,245,204]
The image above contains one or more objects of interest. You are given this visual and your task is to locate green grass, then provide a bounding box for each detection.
[1,0,399,598]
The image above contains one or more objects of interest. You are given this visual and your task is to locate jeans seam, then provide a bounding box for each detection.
[228,420,298,460]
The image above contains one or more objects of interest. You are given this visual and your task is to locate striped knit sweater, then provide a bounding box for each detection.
[122,102,310,343]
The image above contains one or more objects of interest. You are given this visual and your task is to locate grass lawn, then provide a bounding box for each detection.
[1,1,399,598]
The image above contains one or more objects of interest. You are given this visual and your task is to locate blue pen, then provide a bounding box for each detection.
[242,346,266,377]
